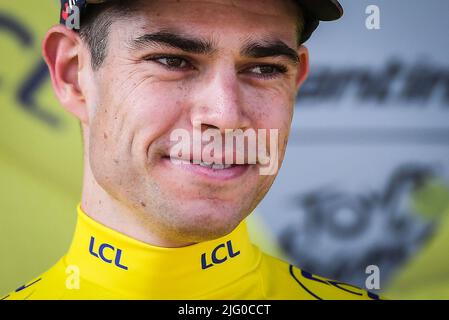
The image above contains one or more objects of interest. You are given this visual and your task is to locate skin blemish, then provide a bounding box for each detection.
[77,0,305,247]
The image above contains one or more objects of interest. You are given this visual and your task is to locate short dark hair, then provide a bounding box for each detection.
[79,0,141,69]
[79,0,304,70]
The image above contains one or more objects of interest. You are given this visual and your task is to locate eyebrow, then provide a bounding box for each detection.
[129,31,215,55]
[129,31,299,64]
[241,40,300,64]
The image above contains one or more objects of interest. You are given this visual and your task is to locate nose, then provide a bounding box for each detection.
[190,66,251,133]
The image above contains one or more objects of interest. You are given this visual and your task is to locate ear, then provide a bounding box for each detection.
[295,45,310,90]
[42,24,89,124]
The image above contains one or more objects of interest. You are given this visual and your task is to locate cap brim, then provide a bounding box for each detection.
[296,0,343,21]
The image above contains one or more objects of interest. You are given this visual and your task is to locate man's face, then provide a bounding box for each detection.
[83,0,306,242]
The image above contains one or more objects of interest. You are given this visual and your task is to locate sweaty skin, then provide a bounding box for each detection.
[47,0,309,247]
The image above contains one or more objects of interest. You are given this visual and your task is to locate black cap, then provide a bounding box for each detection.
[60,0,343,43]
[296,0,343,42]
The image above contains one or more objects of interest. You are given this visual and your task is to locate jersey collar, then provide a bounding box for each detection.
[65,204,261,299]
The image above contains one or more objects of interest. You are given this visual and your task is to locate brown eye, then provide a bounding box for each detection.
[165,57,184,67]
[246,64,288,79]
[155,56,189,69]
[255,66,276,74]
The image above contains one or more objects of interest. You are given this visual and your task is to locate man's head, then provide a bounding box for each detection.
[42,0,340,245]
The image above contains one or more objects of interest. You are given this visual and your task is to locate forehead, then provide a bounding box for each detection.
[111,0,300,47]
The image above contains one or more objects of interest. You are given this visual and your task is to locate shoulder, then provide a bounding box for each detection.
[1,257,103,300]
[258,253,382,300]
[1,276,45,300]
[2,257,127,300]
[2,275,49,300]
[1,258,67,300]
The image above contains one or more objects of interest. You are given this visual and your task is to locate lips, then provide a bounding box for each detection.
[162,157,251,181]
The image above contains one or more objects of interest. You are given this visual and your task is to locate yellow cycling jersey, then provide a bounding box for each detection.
[2,205,380,300]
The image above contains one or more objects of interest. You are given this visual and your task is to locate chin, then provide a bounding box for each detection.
[166,200,248,242]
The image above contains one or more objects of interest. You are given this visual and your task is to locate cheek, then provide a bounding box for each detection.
[243,88,293,179]
[243,86,294,143]
[89,79,185,183]
[126,83,190,164]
